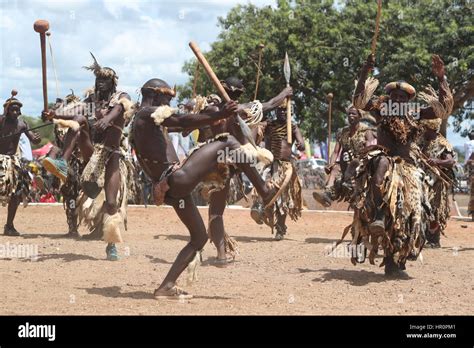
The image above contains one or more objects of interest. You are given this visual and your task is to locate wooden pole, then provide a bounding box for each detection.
[34,19,50,112]
[253,43,265,100]
[283,52,292,144]
[189,41,257,148]
[327,93,334,161]
[189,41,230,102]
[286,93,292,144]
[371,0,382,56]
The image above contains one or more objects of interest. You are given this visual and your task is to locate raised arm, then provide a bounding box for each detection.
[353,54,375,105]
[260,87,293,113]
[237,87,293,116]
[419,55,454,120]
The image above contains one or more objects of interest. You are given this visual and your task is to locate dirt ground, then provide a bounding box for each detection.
[0,203,473,315]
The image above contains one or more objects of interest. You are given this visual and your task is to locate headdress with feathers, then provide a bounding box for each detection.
[83,52,118,88]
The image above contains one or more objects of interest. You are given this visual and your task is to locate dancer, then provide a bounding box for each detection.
[42,53,136,260]
[418,118,455,248]
[345,53,453,275]
[197,77,292,261]
[131,78,278,298]
[251,100,306,240]
[313,106,376,207]
[0,91,41,236]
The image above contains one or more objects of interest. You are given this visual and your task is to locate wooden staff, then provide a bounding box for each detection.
[327,93,334,161]
[0,122,54,140]
[253,43,265,100]
[189,42,230,101]
[371,0,382,56]
[189,41,256,147]
[419,151,455,187]
[34,19,50,112]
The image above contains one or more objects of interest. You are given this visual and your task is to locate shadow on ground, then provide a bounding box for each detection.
[78,286,154,300]
[79,286,235,301]
[24,253,100,262]
[19,233,76,240]
[305,237,341,244]
[297,267,412,286]
[145,254,173,264]
[154,234,188,241]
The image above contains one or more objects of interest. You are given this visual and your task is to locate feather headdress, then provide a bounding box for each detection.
[83,52,118,87]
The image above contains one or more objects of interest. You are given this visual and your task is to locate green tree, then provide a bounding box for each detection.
[21,115,55,148]
[178,0,473,141]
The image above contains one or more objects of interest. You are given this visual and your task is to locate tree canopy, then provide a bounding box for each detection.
[178,0,473,141]
[22,115,55,148]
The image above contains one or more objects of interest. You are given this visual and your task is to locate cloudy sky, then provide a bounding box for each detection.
[0,0,275,112]
[0,0,469,146]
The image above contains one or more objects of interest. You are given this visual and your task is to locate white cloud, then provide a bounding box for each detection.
[3,0,278,116]
[0,13,15,29]
[103,0,141,19]
[1,0,468,146]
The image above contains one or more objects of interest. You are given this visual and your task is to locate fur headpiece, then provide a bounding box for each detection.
[3,90,22,114]
[206,94,222,105]
[384,81,416,100]
[142,86,176,97]
[65,89,81,104]
[419,118,442,132]
[221,77,245,93]
[141,78,176,97]
[3,97,22,110]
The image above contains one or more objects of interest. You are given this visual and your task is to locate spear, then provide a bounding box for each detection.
[283,52,292,144]
[253,43,265,100]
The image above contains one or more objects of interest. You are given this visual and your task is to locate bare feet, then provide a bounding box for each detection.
[383,257,409,278]
[4,224,20,236]
[154,285,193,300]
[209,256,235,268]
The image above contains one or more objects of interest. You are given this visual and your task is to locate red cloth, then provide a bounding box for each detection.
[39,193,56,203]
[32,142,53,158]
